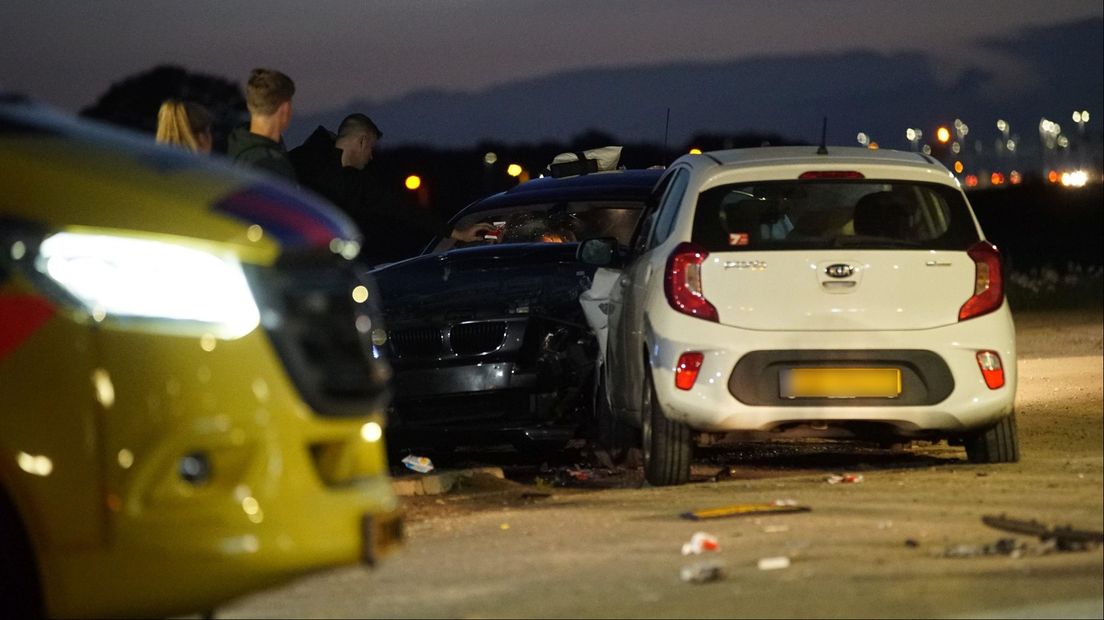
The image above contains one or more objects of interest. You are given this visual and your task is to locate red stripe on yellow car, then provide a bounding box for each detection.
[0,295,57,360]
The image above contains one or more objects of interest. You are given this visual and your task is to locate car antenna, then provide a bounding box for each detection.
[817,116,829,155]
[663,107,671,166]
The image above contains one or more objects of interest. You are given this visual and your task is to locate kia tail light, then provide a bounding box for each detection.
[959,241,1003,321]
[665,242,718,322]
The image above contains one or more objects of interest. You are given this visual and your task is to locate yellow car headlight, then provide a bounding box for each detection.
[37,232,260,339]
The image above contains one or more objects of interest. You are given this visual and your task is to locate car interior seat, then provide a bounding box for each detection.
[852,191,913,239]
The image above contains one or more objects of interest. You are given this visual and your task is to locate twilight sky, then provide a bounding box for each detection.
[2,0,1101,118]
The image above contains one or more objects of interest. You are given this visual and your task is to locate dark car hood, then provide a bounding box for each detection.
[371,243,593,325]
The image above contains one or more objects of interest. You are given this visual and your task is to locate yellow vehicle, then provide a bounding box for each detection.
[0,101,401,618]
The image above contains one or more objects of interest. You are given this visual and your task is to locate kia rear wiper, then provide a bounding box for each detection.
[830,235,922,249]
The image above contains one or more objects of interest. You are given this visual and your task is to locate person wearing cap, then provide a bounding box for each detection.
[289,113,491,264]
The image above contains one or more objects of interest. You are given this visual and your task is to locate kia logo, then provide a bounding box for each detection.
[825,264,855,278]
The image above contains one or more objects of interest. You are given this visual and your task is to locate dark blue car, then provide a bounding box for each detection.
[371,169,662,454]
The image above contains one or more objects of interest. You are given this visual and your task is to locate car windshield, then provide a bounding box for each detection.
[691,181,980,252]
[431,200,644,253]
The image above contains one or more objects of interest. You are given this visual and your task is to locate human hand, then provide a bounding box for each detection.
[450,222,497,242]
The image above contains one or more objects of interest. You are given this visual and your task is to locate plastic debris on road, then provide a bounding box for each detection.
[826,473,864,484]
[680,560,725,584]
[401,454,434,474]
[757,556,791,571]
[680,499,810,521]
[681,532,720,555]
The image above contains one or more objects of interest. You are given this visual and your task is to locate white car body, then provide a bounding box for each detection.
[595,147,1018,485]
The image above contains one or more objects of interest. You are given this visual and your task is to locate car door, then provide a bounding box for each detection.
[607,167,690,420]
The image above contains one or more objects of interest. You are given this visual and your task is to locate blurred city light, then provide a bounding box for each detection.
[996,119,1008,133]
[905,128,917,141]
[689,148,702,155]
[1061,170,1088,187]
[1057,135,1070,148]
[990,172,1005,186]
[954,118,969,139]
[936,126,951,143]
[953,161,964,174]
[404,175,422,190]
[856,132,870,146]
[964,174,979,188]
[1010,170,1022,185]
[1047,170,1060,183]
[506,163,524,177]
[483,151,498,165]
[951,141,961,154]
[868,141,879,150]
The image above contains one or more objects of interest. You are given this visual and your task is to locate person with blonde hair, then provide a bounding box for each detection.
[155,100,213,153]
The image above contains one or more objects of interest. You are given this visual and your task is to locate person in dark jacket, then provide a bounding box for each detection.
[227,68,297,182]
[289,113,492,264]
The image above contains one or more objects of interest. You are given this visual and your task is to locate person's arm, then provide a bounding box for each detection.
[449,222,496,242]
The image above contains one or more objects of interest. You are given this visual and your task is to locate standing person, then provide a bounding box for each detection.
[289,113,492,264]
[227,68,296,182]
[154,100,213,153]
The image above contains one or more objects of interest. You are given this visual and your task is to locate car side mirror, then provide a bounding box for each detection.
[577,237,621,267]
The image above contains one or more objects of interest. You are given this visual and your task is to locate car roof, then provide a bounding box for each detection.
[460,168,663,216]
[685,146,942,172]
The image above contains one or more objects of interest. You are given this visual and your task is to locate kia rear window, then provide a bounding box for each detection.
[691,181,980,252]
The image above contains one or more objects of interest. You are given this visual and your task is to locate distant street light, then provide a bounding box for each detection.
[954,118,969,139]
[856,132,870,146]
[936,126,951,143]
[506,163,523,177]
[1072,110,1090,167]
[905,128,922,151]
[404,175,422,191]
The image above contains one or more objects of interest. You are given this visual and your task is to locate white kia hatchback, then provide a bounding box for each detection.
[581,146,1017,486]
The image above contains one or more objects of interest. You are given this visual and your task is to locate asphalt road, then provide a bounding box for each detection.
[218,309,1103,619]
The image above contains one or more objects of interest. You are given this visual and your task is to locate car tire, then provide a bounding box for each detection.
[0,489,43,617]
[590,372,642,468]
[964,413,1020,463]
[642,369,692,486]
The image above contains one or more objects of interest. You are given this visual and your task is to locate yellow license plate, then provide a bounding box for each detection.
[781,367,901,399]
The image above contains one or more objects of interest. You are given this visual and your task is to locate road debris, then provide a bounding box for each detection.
[904,539,920,548]
[757,556,791,571]
[681,532,720,555]
[943,537,1033,558]
[982,514,1104,551]
[763,524,790,534]
[680,560,725,584]
[681,499,810,521]
[826,473,864,484]
[401,454,434,474]
[536,464,621,487]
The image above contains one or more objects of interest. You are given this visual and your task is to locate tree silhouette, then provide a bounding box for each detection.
[80,64,246,152]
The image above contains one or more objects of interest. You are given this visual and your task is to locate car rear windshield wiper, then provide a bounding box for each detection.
[829,235,923,249]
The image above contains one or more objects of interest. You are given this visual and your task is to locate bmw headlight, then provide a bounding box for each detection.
[36,232,260,339]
